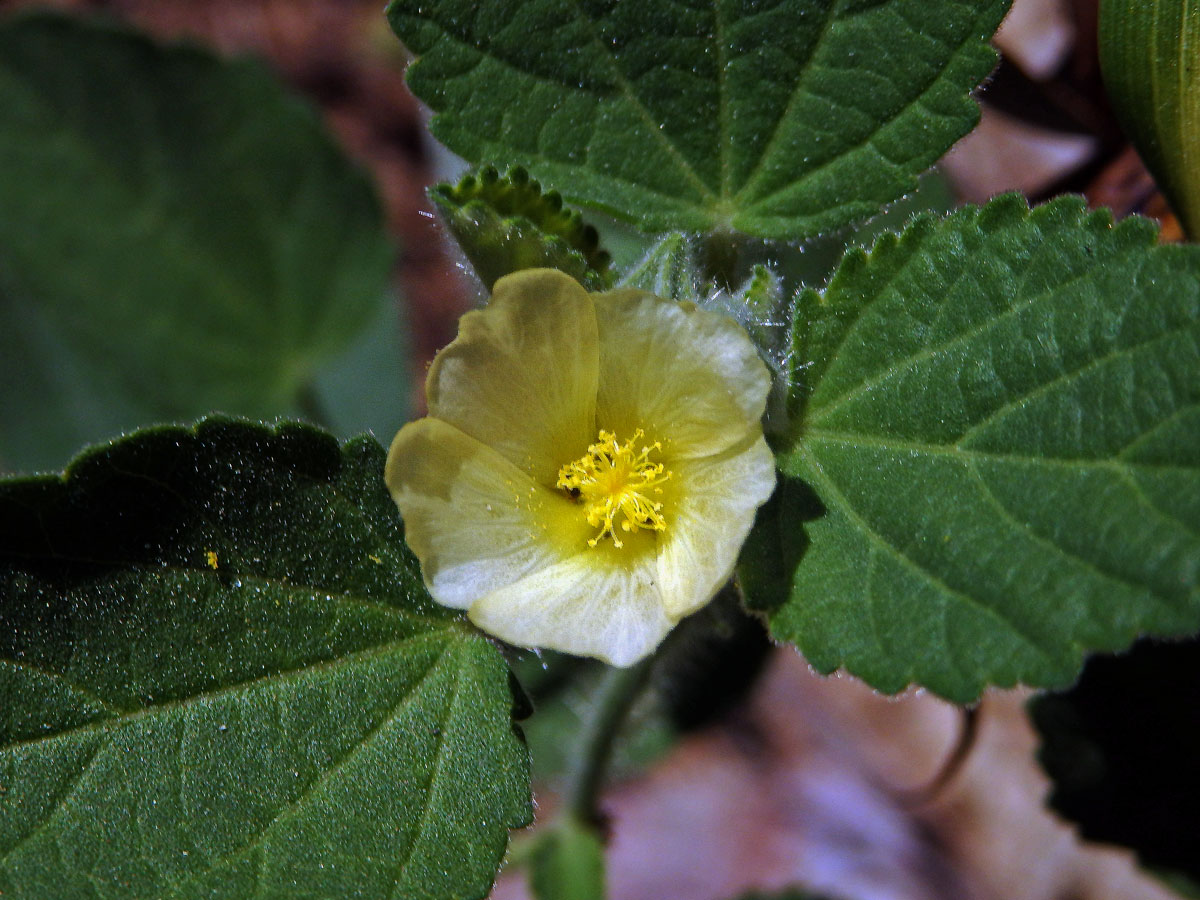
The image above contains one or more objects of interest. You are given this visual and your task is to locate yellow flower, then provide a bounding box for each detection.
[385,269,776,666]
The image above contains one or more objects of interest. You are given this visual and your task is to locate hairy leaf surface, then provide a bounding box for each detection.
[756,196,1200,701]
[386,0,1008,240]
[0,419,530,900]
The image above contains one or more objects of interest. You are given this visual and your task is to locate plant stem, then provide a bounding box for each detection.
[564,657,655,827]
[699,228,743,290]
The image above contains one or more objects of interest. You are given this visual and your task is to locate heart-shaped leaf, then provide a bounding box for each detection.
[753,195,1200,702]
[387,0,1009,241]
[0,419,530,900]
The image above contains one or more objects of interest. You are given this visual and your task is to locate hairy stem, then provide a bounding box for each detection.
[564,657,656,827]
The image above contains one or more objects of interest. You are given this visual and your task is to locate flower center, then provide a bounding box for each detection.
[556,429,672,548]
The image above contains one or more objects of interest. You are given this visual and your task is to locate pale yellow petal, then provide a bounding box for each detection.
[385,417,592,610]
[593,289,771,459]
[468,551,672,667]
[656,434,776,619]
[426,269,599,485]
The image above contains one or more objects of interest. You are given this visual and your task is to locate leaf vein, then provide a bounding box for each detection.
[0,658,124,715]
[805,430,1200,473]
[736,3,990,208]
[956,325,1199,449]
[0,733,110,867]
[715,0,731,199]
[801,443,1066,668]
[1117,465,1200,544]
[0,631,448,755]
[965,458,1183,610]
[386,640,467,898]
[564,0,715,201]
[811,241,1148,423]
[731,1,838,199]
[161,638,454,898]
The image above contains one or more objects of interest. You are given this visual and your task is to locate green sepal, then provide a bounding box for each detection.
[431,165,612,290]
[617,232,701,303]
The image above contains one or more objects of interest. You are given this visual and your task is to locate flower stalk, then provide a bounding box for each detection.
[565,656,657,827]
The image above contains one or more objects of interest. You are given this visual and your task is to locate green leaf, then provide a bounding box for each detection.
[529,817,606,900]
[756,194,1200,702]
[307,293,412,446]
[0,419,530,900]
[1030,637,1200,898]
[1099,0,1200,239]
[617,233,701,303]
[386,0,1008,241]
[0,13,394,474]
[432,165,612,290]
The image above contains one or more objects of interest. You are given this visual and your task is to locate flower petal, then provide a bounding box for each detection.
[593,289,771,459]
[426,269,599,485]
[385,416,592,609]
[468,551,672,666]
[656,434,777,619]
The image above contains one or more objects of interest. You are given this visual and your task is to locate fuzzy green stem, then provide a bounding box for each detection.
[564,657,655,826]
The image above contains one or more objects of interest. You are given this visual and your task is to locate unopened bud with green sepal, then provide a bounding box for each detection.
[430,165,613,290]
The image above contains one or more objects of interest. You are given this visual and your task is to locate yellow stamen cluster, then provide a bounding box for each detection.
[557,429,672,548]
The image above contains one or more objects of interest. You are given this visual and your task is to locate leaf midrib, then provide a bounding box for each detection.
[795,440,1064,672]
[158,638,460,900]
[962,455,1190,612]
[802,428,1200,545]
[732,0,995,213]
[385,640,467,899]
[0,630,451,755]
[797,429,1200,473]
[728,1,838,203]
[0,632,460,892]
[565,0,715,202]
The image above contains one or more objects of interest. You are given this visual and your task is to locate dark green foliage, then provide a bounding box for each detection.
[387,0,1009,240]
[1031,638,1200,896]
[761,195,1200,701]
[0,419,530,899]
[0,13,396,473]
[432,165,612,289]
